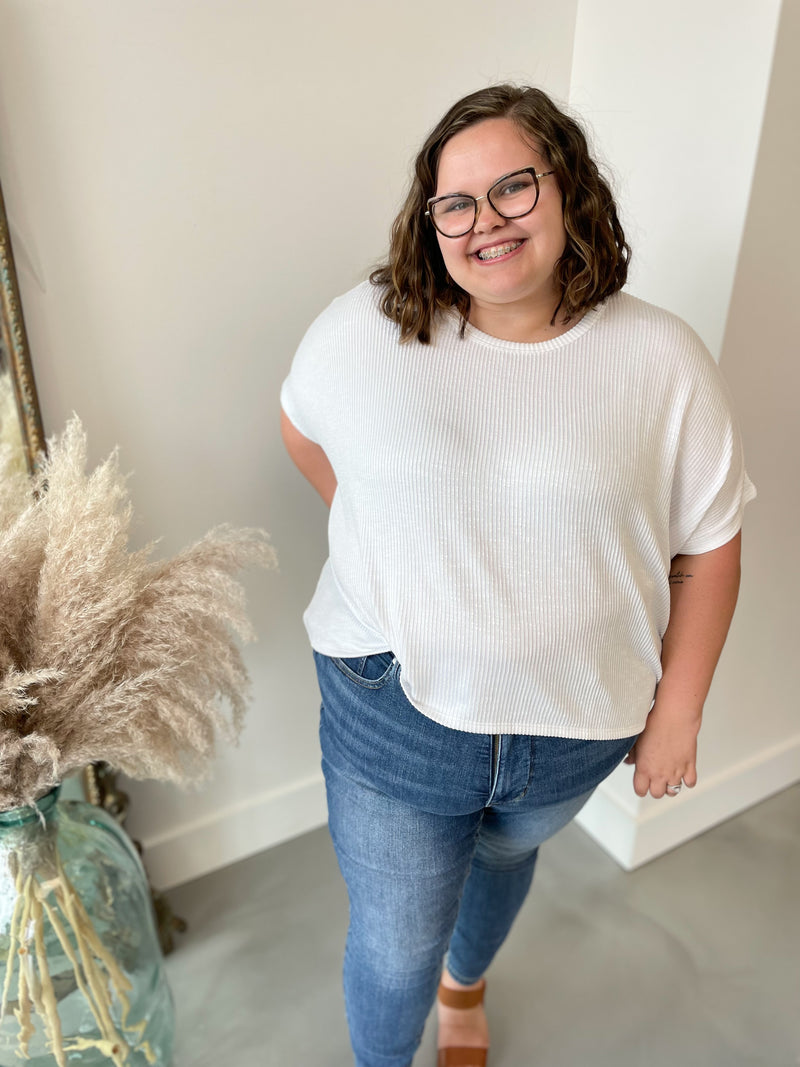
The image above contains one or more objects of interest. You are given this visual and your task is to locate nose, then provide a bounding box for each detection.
[472,194,504,233]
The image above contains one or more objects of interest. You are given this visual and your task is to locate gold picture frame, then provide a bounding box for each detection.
[0,177,45,475]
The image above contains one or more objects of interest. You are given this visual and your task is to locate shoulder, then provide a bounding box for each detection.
[291,280,410,387]
[599,291,718,377]
[308,279,387,332]
[604,291,707,350]
[293,280,398,358]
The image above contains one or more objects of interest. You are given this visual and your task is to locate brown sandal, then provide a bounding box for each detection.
[436,979,488,1067]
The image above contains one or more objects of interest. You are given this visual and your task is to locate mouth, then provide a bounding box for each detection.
[473,239,525,262]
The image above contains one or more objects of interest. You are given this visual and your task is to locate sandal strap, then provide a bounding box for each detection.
[437,979,486,1010]
[437,1048,488,1066]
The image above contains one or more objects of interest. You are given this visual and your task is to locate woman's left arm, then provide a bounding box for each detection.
[625,532,742,799]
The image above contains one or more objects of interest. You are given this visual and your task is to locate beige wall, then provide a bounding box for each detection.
[2,0,794,885]
[0,0,578,885]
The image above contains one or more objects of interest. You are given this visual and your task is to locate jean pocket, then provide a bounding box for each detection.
[331,651,396,689]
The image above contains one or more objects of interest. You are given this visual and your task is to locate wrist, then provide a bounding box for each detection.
[649,692,703,730]
[654,669,708,717]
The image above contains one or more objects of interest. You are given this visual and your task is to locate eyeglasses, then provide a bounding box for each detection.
[425,167,555,238]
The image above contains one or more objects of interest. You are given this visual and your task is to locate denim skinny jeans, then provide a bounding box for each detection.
[315,650,636,1067]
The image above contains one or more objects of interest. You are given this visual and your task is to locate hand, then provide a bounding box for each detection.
[624,706,700,799]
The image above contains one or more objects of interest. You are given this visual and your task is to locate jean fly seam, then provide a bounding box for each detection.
[486,734,502,806]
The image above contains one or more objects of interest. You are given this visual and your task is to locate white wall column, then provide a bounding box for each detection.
[571,0,795,868]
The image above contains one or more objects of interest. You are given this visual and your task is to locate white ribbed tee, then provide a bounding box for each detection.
[280,283,755,738]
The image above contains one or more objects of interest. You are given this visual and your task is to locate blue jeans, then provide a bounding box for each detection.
[315,651,636,1067]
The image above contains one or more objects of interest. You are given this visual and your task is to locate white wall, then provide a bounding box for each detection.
[568,0,781,359]
[702,0,800,795]
[0,0,579,886]
[572,0,797,867]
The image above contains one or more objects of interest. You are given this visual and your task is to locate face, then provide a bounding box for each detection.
[432,117,567,331]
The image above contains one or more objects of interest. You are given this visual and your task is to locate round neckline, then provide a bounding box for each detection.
[451,298,609,352]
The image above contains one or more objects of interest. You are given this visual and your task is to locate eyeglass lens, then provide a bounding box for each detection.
[430,170,539,237]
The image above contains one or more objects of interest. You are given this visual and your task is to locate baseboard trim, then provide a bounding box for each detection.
[576,735,800,869]
[140,773,328,890]
[141,737,800,887]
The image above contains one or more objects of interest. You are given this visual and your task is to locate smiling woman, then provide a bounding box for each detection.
[430,118,568,340]
[372,84,628,346]
[279,84,755,1067]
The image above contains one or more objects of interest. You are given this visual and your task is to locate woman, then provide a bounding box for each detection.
[280,85,754,1067]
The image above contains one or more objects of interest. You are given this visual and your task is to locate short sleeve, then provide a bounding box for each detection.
[280,297,342,445]
[280,377,318,443]
[669,353,756,556]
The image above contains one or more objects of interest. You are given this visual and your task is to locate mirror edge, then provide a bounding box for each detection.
[0,176,185,951]
[0,177,46,476]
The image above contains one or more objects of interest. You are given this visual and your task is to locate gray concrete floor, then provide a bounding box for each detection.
[164,784,800,1066]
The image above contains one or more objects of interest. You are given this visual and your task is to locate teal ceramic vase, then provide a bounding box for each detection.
[0,787,174,1066]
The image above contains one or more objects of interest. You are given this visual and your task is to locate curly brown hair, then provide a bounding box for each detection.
[370,84,630,344]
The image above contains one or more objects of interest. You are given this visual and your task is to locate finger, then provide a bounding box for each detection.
[632,770,650,797]
[663,776,687,797]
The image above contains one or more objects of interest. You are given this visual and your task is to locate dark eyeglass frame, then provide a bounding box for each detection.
[425,166,555,238]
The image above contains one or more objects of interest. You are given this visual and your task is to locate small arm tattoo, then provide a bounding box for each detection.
[669,570,694,585]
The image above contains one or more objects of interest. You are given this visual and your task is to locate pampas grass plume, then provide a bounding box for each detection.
[0,416,276,809]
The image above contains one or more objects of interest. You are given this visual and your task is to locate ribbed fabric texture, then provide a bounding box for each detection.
[281,283,755,738]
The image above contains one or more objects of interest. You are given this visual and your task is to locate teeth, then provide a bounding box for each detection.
[477,240,523,260]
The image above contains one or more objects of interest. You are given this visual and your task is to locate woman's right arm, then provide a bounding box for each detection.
[280,409,337,508]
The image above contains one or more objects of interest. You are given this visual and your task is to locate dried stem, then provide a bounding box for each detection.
[13,877,34,1055]
[31,890,66,1067]
[0,864,23,1021]
[2,844,152,1065]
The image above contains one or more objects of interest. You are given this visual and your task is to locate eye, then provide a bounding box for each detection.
[495,176,534,198]
[439,197,473,215]
[499,181,528,196]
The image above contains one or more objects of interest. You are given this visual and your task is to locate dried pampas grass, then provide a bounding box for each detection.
[0,415,276,810]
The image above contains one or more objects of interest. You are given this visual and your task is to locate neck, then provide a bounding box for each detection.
[468,297,579,343]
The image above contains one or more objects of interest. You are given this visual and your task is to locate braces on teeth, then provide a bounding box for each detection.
[477,241,523,260]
